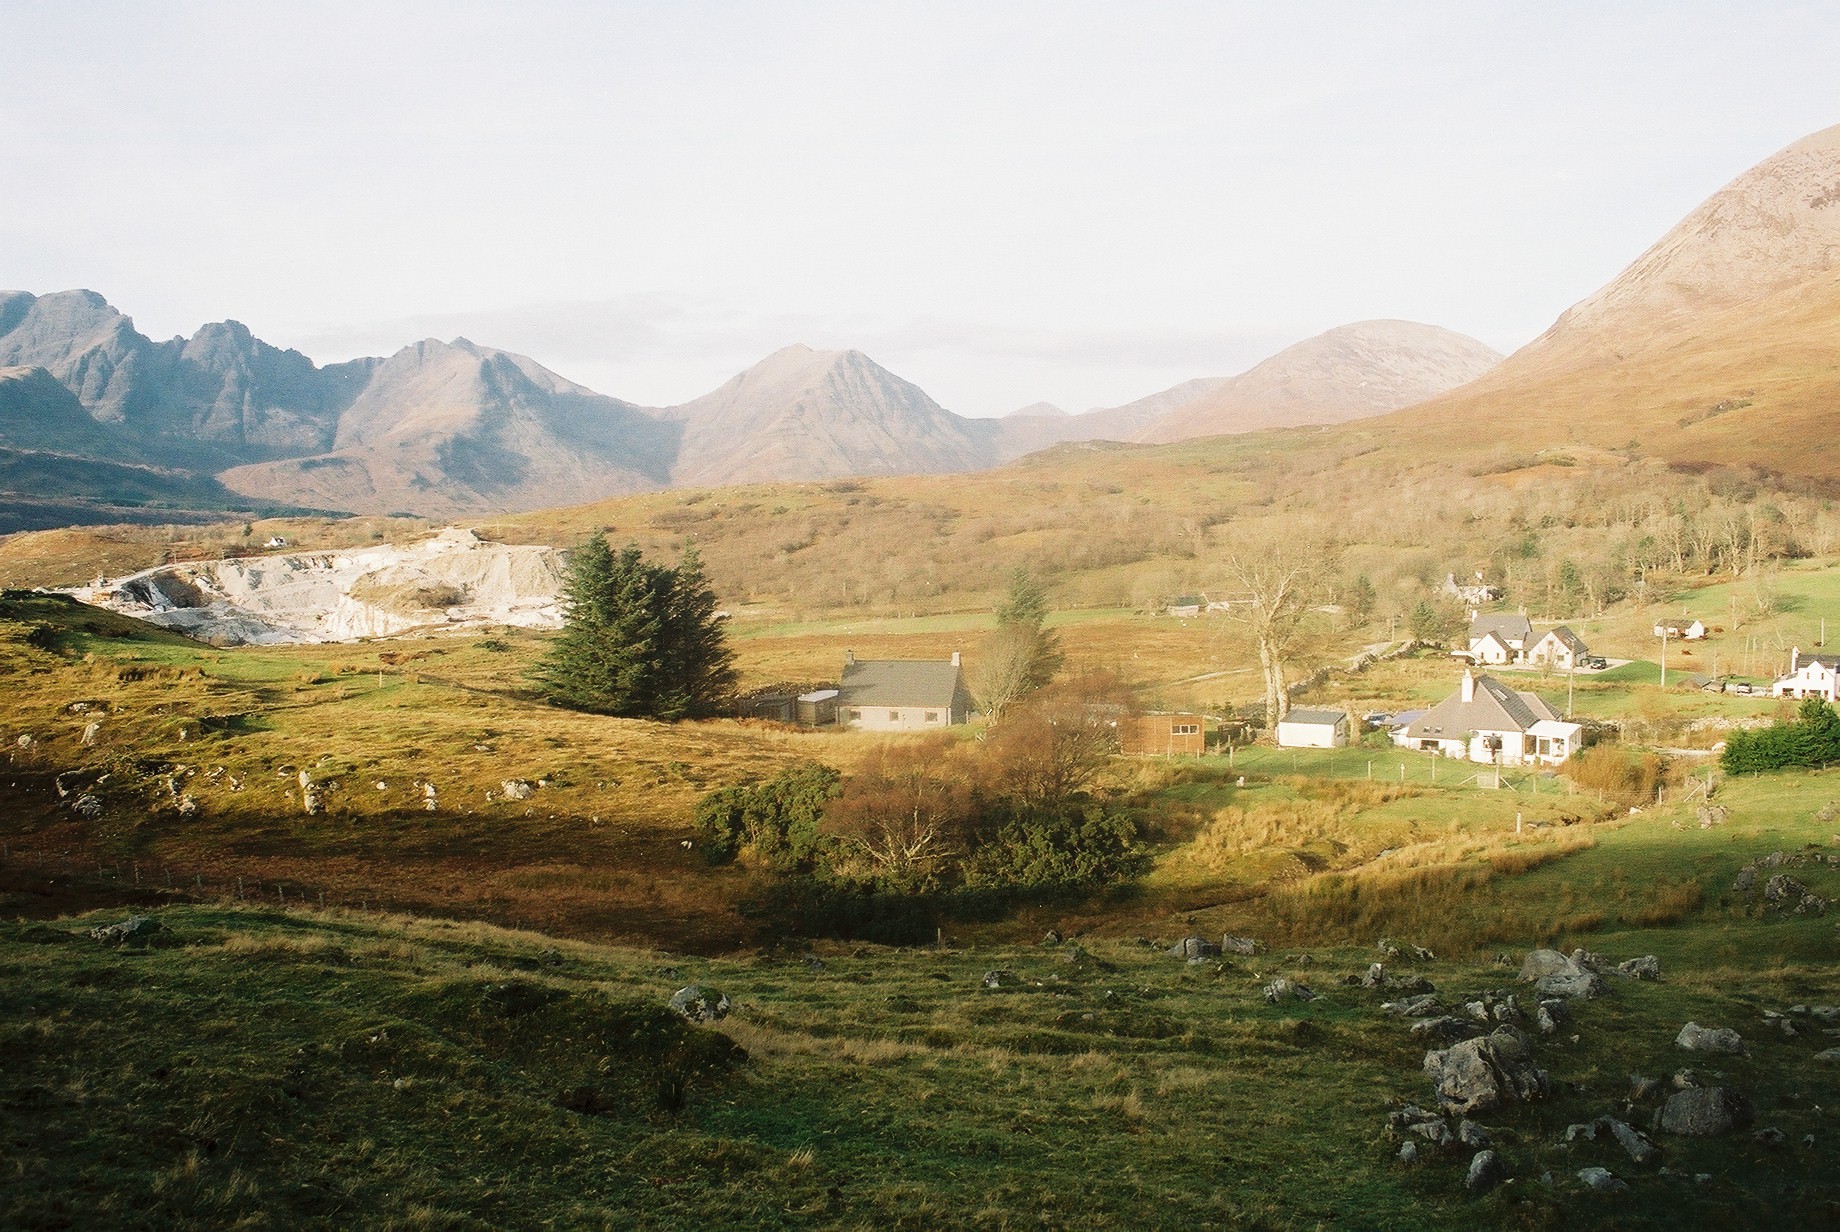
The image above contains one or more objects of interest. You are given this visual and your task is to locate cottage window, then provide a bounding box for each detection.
[925,711,940,723]
[1172,723,1199,735]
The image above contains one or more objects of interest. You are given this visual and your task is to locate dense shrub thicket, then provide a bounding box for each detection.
[693,761,841,871]
[1722,697,1840,774]
[706,679,1145,940]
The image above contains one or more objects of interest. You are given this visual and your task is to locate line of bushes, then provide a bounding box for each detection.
[1721,697,1840,774]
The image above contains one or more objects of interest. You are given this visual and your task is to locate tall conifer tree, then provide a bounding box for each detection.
[533,538,733,719]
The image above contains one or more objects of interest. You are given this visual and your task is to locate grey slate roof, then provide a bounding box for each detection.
[1282,708,1347,725]
[1468,612,1532,644]
[1402,674,1559,741]
[1537,625,1588,654]
[839,658,964,709]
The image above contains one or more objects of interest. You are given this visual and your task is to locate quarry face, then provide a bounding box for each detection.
[65,528,566,646]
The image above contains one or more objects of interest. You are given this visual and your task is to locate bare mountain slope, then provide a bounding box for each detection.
[1380,124,1840,480]
[1137,321,1503,444]
[665,344,990,485]
[220,339,678,518]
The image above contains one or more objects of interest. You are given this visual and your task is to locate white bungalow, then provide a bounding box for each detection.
[1772,648,1840,703]
[1395,670,1581,767]
[836,651,975,730]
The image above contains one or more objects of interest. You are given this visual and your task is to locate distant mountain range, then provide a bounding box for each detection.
[21,122,1840,525]
[0,291,1503,522]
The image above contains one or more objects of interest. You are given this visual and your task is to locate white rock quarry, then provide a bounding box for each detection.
[66,528,565,646]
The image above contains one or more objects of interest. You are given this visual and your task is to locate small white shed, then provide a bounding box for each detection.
[1276,708,1350,749]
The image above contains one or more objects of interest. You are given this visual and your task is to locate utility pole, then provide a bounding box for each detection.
[1659,626,1668,688]
[1567,657,1576,718]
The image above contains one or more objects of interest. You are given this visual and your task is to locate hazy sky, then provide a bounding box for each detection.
[4,2,1836,415]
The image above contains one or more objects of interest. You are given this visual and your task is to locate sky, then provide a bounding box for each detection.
[3,1,1837,416]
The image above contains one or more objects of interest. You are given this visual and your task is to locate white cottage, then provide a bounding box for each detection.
[1465,613,1533,665]
[1395,671,1581,767]
[1525,625,1588,671]
[836,651,975,730]
[1772,648,1840,702]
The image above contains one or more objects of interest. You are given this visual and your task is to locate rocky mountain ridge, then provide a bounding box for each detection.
[0,289,1497,520]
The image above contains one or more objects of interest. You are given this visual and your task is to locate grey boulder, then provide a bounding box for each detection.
[1423,1026,1550,1115]
[668,984,732,1022]
[1675,1022,1744,1053]
[1466,1149,1508,1194]
[1658,1087,1754,1137]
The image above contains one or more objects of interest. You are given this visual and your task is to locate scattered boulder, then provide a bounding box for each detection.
[88,914,162,945]
[1615,956,1660,981]
[1628,1074,1660,1102]
[1671,1069,1703,1090]
[1397,1140,1420,1164]
[1753,1127,1786,1148]
[1409,1119,1454,1147]
[1811,1006,1840,1026]
[80,720,101,746]
[1167,936,1220,961]
[1763,873,1807,903]
[1519,949,1572,981]
[1412,1016,1482,1044]
[1382,993,1442,1018]
[982,969,1017,989]
[1262,977,1315,1005]
[1535,999,1568,1036]
[1466,1149,1508,1194]
[667,985,731,1023]
[1607,1118,1662,1165]
[1457,1119,1492,1149]
[1041,929,1063,946]
[1220,935,1263,956]
[1576,1167,1629,1194]
[71,793,103,819]
[500,779,536,801]
[1423,1026,1550,1115]
[1535,970,1609,1000]
[1385,1104,1444,1131]
[1812,1048,1840,1064]
[1675,1022,1744,1054]
[1658,1087,1754,1137]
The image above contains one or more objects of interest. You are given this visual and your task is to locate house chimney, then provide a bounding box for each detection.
[845,649,855,666]
[1791,646,1800,673]
[1461,669,1475,703]
[950,650,961,667]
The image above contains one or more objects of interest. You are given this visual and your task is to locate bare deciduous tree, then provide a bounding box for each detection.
[820,736,972,886]
[1220,536,1324,729]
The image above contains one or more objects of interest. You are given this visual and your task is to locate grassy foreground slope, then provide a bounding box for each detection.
[4,862,1837,1232]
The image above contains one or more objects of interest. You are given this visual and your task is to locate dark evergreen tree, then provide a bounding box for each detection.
[655,547,736,720]
[533,539,732,719]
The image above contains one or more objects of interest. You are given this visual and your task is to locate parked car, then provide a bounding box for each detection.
[1363,712,1392,728]
[1579,655,1608,670]
[1729,681,1754,695]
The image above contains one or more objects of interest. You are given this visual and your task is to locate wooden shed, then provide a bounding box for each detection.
[1121,713,1206,756]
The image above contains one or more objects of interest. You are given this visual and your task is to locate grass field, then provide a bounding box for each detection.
[6,555,1840,1226]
